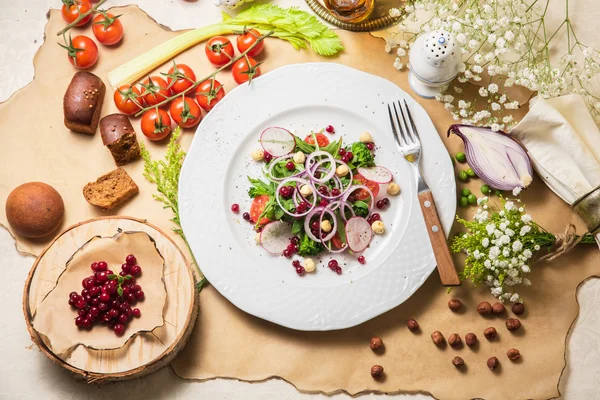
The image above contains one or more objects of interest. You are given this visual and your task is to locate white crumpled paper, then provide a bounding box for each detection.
[511,94,600,246]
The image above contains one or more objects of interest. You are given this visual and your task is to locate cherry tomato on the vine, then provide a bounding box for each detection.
[169,97,202,129]
[61,0,93,26]
[141,109,172,141]
[163,63,196,95]
[60,35,98,69]
[195,79,225,111]
[236,29,264,58]
[140,76,170,107]
[205,36,235,66]
[92,12,124,46]
[232,57,261,84]
[114,85,144,115]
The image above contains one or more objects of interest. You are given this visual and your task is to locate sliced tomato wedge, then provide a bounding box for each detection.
[304,133,330,147]
[331,232,345,250]
[250,195,271,225]
[351,173,380,201]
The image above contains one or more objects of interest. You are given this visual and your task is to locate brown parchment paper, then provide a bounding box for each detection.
[32,231,167,357]
[2,5,598,399]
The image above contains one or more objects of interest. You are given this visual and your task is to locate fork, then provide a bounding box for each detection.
[388,99,460,286]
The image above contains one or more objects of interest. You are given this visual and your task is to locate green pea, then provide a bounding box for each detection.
[455,152,467,163]
[480,184,491,195]
[460,196,469,207]
[461,188,471,197]
[467,194,477,205]
[458,171,469,182]
[466,168,477,178]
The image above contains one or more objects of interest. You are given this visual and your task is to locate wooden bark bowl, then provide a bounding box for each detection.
[22,216,198,383]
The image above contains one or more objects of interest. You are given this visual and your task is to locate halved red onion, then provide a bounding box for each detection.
[260,127,296,157]
[275,177,316,217]
[448,124,533,191]
[357,166,392,183]
[345,217,373,253]
[260,221,293,255]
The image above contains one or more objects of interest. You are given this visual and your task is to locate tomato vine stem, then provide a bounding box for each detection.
[56,0,107,36]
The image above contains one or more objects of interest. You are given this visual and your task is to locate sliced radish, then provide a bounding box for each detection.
[345,217,373,253]
[260,221,293,255]
[260,127,296,157]
[357,166,393,183]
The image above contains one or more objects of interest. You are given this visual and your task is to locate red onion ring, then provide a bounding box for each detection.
[275,177,316,217]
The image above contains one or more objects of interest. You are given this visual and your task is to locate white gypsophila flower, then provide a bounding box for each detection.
[458,99,469,109]
[456,33,467,43]
[491,287,503,297]
[512,187,522,196]
[499,222,507,231]
[510,293,520,303]
[483,204,488,209]
[472,75,482,81]
[500,235,511,245]
[385,44,392,53]
[486,223,496,235]
[491,123,501,131]
[534,245,540,251]
[487,275,494,282]
[477,196,488,205]
[478,87,488,97]
[491,102,501,111]
[523,278,532,286]
[504,31,515,41]
[396,48,406,57]
[503,247,511,257]
[505,228,515,237]
[389,8,401,17]
[496,37,506,48]
[472,65,483,73]
[520,225,531,236]
[484,259,492,268]
[521,214,532,223]
[505,201,515,211]
[482,238,490,248]
[499,94,507,104]
[489,246,500,260]
[488,83,499,93]
[453,86,463,93]
[508,268,518,277]
[523,249,532,259]
[469,39,479,49]
[518,207,524,212]
[512,240,523,252]
[503,292,512,300]
[503,115,514,124]
[393,59,404,71]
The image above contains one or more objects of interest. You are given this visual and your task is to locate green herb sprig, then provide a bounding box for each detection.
[107,273,133,297]
[140,127,207,292]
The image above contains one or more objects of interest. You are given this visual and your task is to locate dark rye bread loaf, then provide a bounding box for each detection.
[83,168,139,211]
[63,71,106,134]
[100,114,141,166]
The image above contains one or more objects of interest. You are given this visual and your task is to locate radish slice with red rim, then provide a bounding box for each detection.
[260,221,293,255]
[345,217,373,253]
[357,166,393,184]
[260,127,296,157]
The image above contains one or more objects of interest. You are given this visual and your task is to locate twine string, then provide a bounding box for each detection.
[538,224,584,262]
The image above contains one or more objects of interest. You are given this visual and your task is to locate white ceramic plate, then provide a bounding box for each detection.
[180,63,455,331]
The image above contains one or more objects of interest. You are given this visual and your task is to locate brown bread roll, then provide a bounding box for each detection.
[63,71,106,134]
[6,182,64,238]
[100,114,141,166]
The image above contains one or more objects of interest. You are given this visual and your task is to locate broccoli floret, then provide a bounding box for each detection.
[348,142,375,168]
[298,232,324,256]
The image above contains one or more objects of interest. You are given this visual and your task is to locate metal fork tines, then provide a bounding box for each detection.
[387,99,428,193]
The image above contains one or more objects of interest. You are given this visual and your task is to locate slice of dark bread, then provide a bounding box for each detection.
[83,168,139,210]
[100,114,141,166]
[64,71,106,134]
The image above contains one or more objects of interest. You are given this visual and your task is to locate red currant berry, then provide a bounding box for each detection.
[126,293,136,303]
[96,271,109,282]
[285,161,295,171]
[370,213,381,221]
[319,199,329,207]
[82,277,95,289]
[357,256,366,264]
[339,148,346,156]
[283,249,292,258]
[91,297,100,306]
[68,298,76,306]
[325,125,335,133]
[366,142,375,151]
[133,285,141,292]
[292,260,301,268]
[231,203,240,213]
[242,212,250,220]
[98,302,108,311]
[121,263,130,273]
[335,266,342,275]
[291,236,300,245]
[132,308,141,318]
[376,200,385,209]
[331,188,341,197]
[96,261,108,271]
[118,313,129,324]
[99,293,111,303]
[134,290,145,300]
[263,152,273,163]
[90,262,98,271]
[75,316,84,327]
[328,260,338,269]
[310,220,320,231]
[130,265,142,276]
[296,266,306,275]
[109,309,119,318]
[382,198,390,206]
[113,323,125,335]
[125,254,136,266]
[75,299,86,309]
[82,318,92,328]
[89,286,100,297]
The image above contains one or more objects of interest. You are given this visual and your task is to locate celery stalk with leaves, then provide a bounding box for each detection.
[140,127,207,291]
[109,5,344,87]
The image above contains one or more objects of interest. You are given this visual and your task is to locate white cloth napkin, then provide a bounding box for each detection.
[511,94,600,247]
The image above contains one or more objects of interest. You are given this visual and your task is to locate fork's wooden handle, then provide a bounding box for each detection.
[417,191,461,286]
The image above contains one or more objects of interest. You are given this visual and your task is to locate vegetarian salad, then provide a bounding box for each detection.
[231,126,401,276]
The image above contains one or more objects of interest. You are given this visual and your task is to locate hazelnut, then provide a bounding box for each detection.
[492,302,506,315]
[465,332,478,347]
[370,337,383,351]
[477,301,492,315]
[512,302,525,315]
[370,364,384,378]
[431,331,445,346]
[506,318,522,331]
[448,299,463,311]
[483,327,498,339]
[407,319,420,332]
[452,356,465,367]
[487,356,499,370]
[448,333,462,347]
[507,348,521,361]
